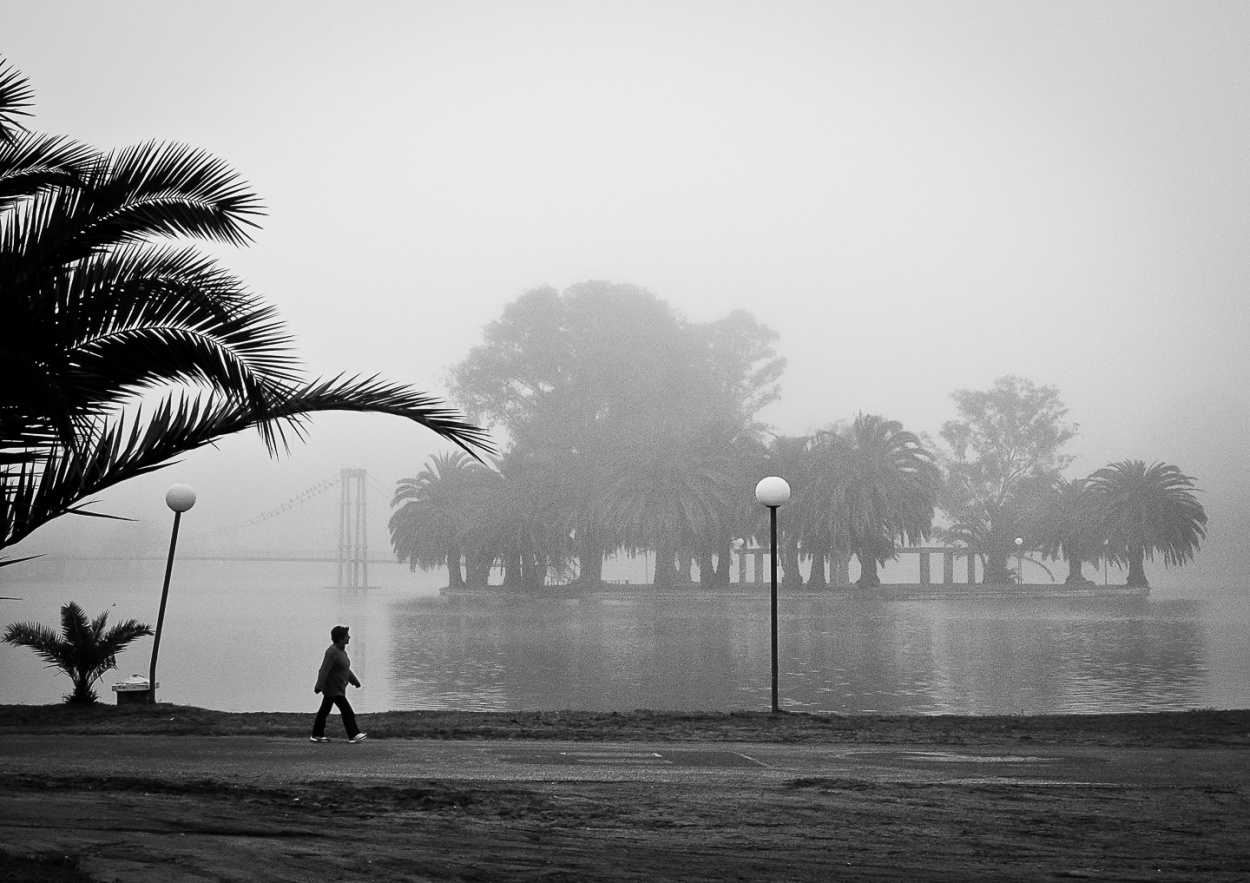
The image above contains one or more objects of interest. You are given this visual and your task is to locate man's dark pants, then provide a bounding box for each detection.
[312,694,359,738]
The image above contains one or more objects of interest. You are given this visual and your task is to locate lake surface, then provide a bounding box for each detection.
[1,559,1247,715]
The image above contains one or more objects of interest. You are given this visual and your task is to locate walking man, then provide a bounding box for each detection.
[310,625,367,743]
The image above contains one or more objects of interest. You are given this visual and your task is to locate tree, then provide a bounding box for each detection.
[939,376,1076,583]
[1,59,492,560]
[1085,460,1207,588]
[3,602,152,704]
[760,434,816,589]
[450,283,687,582]
[813,414,940,588]
[597,423,742,589]
[390,451,496,588]
[469,448,578,590]
[1024,477,1103,584]
[450,282,783,586]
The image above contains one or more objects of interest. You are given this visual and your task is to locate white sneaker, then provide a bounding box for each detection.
[309,736,330,743]
[348,733,368,743]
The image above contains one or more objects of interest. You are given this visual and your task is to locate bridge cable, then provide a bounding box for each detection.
[188,475,344,539]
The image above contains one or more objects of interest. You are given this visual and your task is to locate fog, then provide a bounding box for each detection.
[4,2,1249,590]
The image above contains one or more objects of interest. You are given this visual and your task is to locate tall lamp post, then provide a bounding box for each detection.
[1014,536,1023,585]
[755,476,791,714]
[1103,538,1110,587]
[149,484,196,704]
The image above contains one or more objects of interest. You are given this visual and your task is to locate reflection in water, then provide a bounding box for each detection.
[385,592,1210,715]
[0,560,1237,714]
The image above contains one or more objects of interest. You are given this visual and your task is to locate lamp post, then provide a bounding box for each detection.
[149,484,195,704]
[1014,536,1023,585]
[1103,538,1109,587]
[755,476,791,714]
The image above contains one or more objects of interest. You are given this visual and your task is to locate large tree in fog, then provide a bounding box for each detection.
[938,376,1076,583]
[450,281,783,586]
[1085,460,1206,588]
[0,59,492,562]
[450,283,685,583]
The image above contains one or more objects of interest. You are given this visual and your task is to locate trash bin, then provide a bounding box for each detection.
[111,675,156,705]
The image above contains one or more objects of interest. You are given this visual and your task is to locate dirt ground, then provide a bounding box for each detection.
[2,706,1248,882]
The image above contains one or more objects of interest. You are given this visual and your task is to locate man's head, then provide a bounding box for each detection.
[330,625,350,645]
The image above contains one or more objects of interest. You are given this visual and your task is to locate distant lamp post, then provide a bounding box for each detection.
[1014,536,1024,585]
[1103,538,1110,587]
[755,476,791,713]
[149,484,196,704]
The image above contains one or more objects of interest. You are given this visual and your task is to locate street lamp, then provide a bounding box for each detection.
[149,484,195,704]
[1014,536,1023,585]
[1103,538,1110,587]
[755,476,791,714]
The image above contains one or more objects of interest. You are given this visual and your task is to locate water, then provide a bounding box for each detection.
[1,559,1246,715]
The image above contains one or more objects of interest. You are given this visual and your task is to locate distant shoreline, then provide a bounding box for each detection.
[439,582,1150,600]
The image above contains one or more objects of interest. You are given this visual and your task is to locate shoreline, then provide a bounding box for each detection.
[439,581,1152,600]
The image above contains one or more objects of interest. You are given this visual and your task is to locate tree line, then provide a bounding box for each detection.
[389,285,1207,591]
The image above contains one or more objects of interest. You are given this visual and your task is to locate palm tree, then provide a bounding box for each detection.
[389,451,496,588]
[3,601,152,704]
[475,452,576,590]
[1,60,492,560]
[760,434,816,589]
[940,502,1030,585]
[813,414,940,589]
[598,424,741,589]
[1025,477,1103,584]
[1085,460,1207,588]
[703,433,769,587]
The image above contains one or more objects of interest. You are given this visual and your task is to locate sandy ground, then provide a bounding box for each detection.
[1,706,1248,882]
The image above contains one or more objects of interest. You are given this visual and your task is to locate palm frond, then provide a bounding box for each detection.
[83,140,265,249]
[0,60,34,144]
[1,619,63,665]
[2,379,494,548]
[0,133,95,209]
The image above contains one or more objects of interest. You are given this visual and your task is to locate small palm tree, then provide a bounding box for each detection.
[1086,460,1207,588]
[3,602,153,704]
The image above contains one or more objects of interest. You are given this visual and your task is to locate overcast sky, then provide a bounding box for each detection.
[5,1,1248,587]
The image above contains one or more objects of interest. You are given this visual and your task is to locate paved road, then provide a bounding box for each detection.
[2,736,1244,790]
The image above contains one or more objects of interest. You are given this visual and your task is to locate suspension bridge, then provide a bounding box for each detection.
[166,469,391,588]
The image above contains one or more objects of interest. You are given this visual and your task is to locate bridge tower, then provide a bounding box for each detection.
[337,468,369,588]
